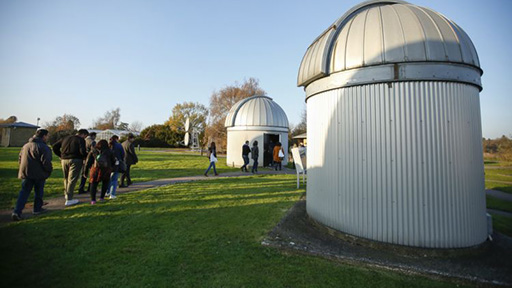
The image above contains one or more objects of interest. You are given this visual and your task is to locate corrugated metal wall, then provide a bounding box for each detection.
[306,81,487,248]
[226,129,288,167]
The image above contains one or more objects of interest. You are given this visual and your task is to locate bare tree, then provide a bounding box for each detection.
[129,121,144,132]
[43,114,81,144]
[205,78,265,150]
[0,115,17,124]
[92,108,122,130]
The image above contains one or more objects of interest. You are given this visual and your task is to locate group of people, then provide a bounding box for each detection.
[11,129,138,221]
[240,140,284,172]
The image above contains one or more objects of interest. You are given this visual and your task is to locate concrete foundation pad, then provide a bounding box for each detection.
[263,199,512,287]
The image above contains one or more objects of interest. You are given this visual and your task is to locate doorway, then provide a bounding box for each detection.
[263,133,280,167]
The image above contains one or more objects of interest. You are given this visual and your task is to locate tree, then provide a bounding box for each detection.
[43,114,81,144]
[291,106,307,136]
[92,108,122,130]
[205,78,265,150]
[0,116,17,124]
[140,124,174,147]
[129,121,144,132]
[165,102,209,147]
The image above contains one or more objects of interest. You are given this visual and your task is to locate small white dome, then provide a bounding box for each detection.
[298,0,482,89]
[224,95,289,128]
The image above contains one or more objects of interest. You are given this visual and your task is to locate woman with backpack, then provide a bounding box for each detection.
[85,139,116,204]
[204,142,218,177]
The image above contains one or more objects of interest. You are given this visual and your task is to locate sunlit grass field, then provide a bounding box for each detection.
[0,147,238,209]
[0,175,465,288]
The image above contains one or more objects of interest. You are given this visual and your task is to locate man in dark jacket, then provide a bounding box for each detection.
[52,129,88,206]
[120,133,138,187]
[241,141,251,172]
[12,129,53,221]
[78,132,96,194]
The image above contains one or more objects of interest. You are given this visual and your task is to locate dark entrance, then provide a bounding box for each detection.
[263,133,280,167]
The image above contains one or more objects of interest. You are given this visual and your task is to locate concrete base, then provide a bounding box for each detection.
[263,199,512,286]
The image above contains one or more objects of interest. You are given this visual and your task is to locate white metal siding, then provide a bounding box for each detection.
[306,81,487,248]
[226,129,288,168]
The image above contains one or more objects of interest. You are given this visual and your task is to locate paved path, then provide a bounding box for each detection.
[487,209,512,218]
[0,168,296,226]
[486,189,512,202]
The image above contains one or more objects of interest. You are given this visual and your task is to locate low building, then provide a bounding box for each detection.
[0,122,39,147]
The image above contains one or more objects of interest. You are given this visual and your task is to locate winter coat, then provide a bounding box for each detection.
[251,146,259,160]
[52,135,87,160]
[85,136,96,154]
[122,140,138,166]
[86,148,116,183]
[242,144,251,156]
[111,141,125,172]
[273,145,283,163]
[18,136,53,180]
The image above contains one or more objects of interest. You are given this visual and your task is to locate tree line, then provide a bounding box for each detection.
[2,77,308,149]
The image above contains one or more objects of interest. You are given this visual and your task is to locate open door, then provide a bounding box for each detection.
[263,133,280,167]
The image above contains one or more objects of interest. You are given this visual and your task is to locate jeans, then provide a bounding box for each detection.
[109,172,119,196]
[14,178,46,215]
[61,158,83,200]
[241,155,249,171]
[252,160,258,173]
[205,161,217,175]
[274,161,282,171]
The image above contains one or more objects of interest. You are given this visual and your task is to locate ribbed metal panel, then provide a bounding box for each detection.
[306,81,487,248]
[226,129,288,167]
[297,0,481,87]
[224,95,289,128]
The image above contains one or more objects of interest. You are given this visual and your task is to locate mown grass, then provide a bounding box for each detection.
[489,213,512,238]
[484,159,512,194]
[0,147,238,209]
[0,175,465,288]
[486,195,512,213]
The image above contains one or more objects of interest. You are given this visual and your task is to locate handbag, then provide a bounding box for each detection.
[278,149,284,158]
[118,159,127,173]
[210,153,218,163]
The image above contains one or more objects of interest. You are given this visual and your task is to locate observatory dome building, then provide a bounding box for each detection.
[225,95,289,168]
[298,0,486,248]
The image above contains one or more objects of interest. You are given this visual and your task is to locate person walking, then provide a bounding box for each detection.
[204,142,218,176]
[251,140,259,174]
[78,132,96,194]
[107,135,124,199]
[120,133,138,187]
[52,129,88,206]
[241,140,250,172]
[11,129,53,221]
[85,140,116,204]
[268,140,275,168]
[273,141,284,171]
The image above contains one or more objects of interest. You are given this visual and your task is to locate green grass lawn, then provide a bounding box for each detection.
[0,175,465,288]
[484,159,512,194]
[489,213,512,238]
[0,147,238,210]
[486,195,512,213]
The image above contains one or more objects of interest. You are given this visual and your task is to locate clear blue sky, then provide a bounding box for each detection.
[0,0,510,138]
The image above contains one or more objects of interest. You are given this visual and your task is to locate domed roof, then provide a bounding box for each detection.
[224,95,289,129]
[298,0,482,91]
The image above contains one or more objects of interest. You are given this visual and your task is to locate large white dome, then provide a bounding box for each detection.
[224,95,289,129]
[298,0,482,92]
